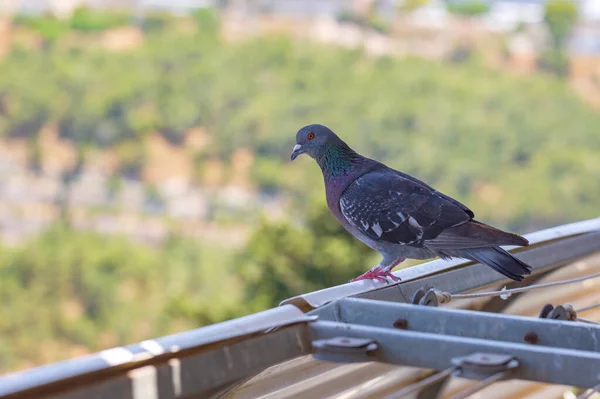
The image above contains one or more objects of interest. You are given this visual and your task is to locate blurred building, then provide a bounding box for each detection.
[484,0,544,31]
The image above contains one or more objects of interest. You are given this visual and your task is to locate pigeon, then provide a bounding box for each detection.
[290,124,532,283]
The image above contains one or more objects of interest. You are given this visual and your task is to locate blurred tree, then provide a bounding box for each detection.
[366,14,391,34]
[116,140,146,179]
[335,7,390,34]
[538,48,570,76]
[191,8,220,37]
[0,21,597,228]
[541,0,577,76]
[0,224,240,370]
[70,7,129,32]
[12,14,69,48]
[336,10,362,25]
[237,200,377,310]
[399,0,430,12]
[140,12,176,34]
[544,0,578,49]
[446,1,489,16]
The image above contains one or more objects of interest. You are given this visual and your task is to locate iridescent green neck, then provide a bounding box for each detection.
[315,143,360,177]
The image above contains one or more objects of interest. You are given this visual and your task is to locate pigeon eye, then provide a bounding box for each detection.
[307,133,315,140]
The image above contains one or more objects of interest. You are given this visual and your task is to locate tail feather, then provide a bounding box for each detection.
[440,246,532,281]
[432,220,529,249]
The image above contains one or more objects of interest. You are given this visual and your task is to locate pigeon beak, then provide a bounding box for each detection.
[290,144,303,161]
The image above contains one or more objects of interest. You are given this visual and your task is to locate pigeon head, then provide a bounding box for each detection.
[290,124,342,161]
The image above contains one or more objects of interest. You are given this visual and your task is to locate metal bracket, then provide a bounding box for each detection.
[452,353,519,380]
[538,304,576,321]
[411,288,439,307]
[312,336,378,363]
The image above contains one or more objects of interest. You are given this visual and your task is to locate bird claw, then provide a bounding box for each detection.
[350,269,401,283]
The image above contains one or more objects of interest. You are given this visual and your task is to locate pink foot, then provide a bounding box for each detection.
[350,269,401,283]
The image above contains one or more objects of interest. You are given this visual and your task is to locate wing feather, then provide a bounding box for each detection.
[339,170,472,246]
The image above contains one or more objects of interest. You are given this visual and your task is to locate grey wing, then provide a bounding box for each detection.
[394,170,474,218]
[339,170,472,246]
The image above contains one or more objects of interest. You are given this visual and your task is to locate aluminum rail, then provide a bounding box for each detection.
[0,306,314,399]
[8,308,600,399]
[307,297,600,390]
[314,298,600,352]
[310,317,600,388]
[282,217,600,311]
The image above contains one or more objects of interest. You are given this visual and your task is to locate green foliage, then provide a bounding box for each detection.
[336,10,391,33]
[447,1,489,16]
[106,175,122,196]
[251,156,290,193]
[544,0,578,49]
[13,14,69,42]
[399,0,431,12]
[367,15,391,34]
[191,8,220,37]
[538,48,570,76]
[237,200,377,310]
[140,12,177,34]
[116,140,146,178]
[0,23,597,229]
[0,224,239,370]
[70,7,130,32]
[336,10,362,24]
[540,0,576,77]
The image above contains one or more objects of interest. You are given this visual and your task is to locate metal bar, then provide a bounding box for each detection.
[416,373,452,399]
[578,317,600,325]
[314,298,600,352]
[9,325,311,399]
[381,367,458,399]
[577,382,600,399]
[479,269,552,314]
[282,218,600,311]
[44,374,133,399]
[356,232,600,305]
[576,303,600,314]
[0,306,313,399]
[164,325,311,399]
[450,370,513,399]
[309,321,600,388]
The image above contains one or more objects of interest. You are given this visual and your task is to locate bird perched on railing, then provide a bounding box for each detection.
[290,124,532,283]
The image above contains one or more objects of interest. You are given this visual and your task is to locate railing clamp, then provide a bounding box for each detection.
[538,303,577,321]
[411,287,439,307]
[312,336,378,363]
[452,352,519,380]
